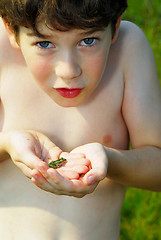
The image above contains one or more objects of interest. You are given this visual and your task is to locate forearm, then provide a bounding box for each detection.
[105,146,161,191]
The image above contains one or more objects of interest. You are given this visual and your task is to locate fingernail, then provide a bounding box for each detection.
[34,174,38,179]
[88,175,94,185]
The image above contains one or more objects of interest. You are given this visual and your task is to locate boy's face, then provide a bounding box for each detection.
[16,22,113,107]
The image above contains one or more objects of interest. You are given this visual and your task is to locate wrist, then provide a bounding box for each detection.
[104,147,126,180]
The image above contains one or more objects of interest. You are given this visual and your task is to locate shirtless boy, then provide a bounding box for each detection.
[0,0,161,239]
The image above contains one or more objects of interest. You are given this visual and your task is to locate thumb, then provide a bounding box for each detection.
[48,146,63,162]
[84,168,106,185]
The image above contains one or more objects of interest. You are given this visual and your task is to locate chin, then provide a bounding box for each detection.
[55,99,84,108]
[49,92,89,108]
[48,96,84,108]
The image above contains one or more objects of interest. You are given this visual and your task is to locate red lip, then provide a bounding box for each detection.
[56,88,83,98]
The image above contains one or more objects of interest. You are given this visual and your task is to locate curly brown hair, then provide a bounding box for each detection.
[0,0,127,39]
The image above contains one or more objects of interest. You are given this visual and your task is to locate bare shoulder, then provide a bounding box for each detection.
[119,20,146,40]
[0,17,7,39]
[116,20,158,86]
[117,20,152,61]
[0,18,24,74]
[0,18,14,72]
[0,18,11,54]
[118,22,161,149]
[108,21,151,72]
[0,18,23,62]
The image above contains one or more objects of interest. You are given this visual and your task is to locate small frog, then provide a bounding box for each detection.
[48,157,67,169]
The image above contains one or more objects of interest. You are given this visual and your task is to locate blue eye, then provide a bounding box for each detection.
[36,41,54,49]
[80,38,97,47]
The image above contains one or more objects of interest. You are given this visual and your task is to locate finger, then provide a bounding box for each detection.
[22,152,49,172]
[31,177,62,194]
[60,164,89,175]
[43,169,97,197]
[83,168,106,185]
[46,146,63,163]
[46,168,88,193]
[32,174,90,197]
[57,169,80,179]
[70,179,98,195]
[47,168,73,189]
[60,152,86,160]
[15,162,33,178]
[31,169,62,193]
[64,158,90,167]
[47,168,97,195]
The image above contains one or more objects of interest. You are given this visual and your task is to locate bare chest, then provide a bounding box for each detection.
[0,43,127,240]
[0,64,128,151]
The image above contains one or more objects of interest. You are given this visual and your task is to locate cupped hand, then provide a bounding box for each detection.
[31,166,98,198]
[4,130,107,198]
[31,151,93,198]
[31,142,108,198]
[70,143,108,185]
[3,130,92,197]
[4,130,62,178]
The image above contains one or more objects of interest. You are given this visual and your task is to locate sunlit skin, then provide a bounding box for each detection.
[18,23,112,107]
[0,16,160,240]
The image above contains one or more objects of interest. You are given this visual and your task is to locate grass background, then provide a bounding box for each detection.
[120,1,161,239]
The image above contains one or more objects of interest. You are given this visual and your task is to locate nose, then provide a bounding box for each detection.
[55,51,82,80]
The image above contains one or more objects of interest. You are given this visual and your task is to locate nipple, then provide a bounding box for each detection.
[102,135,112,146]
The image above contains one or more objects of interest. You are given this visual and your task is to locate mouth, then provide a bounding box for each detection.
[55,88,83,98]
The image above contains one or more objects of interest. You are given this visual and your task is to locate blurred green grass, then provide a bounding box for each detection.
[122,0,161,85]
[120,1,161,239]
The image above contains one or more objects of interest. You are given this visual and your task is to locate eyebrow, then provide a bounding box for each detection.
[26,28,105,39]
[26,32,48,39]
[79,28,105,36]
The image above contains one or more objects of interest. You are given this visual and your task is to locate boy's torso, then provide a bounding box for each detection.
[0,19,128,240]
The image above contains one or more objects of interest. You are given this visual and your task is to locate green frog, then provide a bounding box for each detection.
[48,157,67,169]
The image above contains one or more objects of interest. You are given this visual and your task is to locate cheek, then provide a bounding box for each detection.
[21,47,52,82]
[92,57,106,75]
[85,52,108,85]
[28,58,53,83]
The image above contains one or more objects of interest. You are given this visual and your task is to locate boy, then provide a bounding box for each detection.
[0,0,161,239]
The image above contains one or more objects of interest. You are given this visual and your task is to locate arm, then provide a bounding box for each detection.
[0,130,62,177]
[49,23,161,194]
[106,146,161,191]
[0,130,89,179]
[0,130,92,197]
[71,22,161,193]
[106,22,161,191]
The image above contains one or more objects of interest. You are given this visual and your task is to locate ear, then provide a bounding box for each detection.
[111,15,122,44]
[2,18,20,49]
